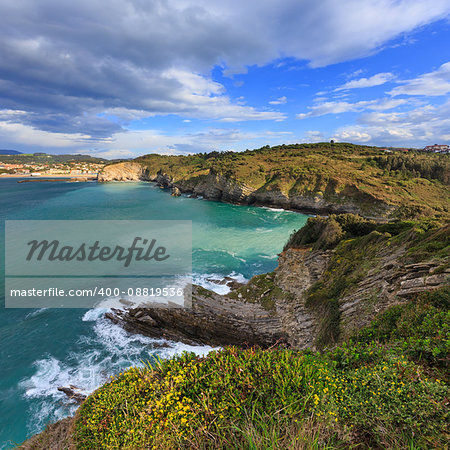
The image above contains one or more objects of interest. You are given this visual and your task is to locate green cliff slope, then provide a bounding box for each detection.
[101,142,450,220]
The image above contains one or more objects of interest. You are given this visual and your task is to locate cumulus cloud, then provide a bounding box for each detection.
[389,61,450,96]
[0,120,101,148]
[296,98,407,118]
[335,72,395,91]
[0,111,298,155]
[332,100,450,145]
[304,131,325,142]
[0,0,449,143]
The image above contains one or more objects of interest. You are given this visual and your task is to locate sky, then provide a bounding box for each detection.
[0,0,449,158]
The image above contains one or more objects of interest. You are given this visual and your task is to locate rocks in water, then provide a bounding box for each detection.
[205,276,245,290]
[171,187,181,196]
[57,386,86,404]
[119,298,134,307]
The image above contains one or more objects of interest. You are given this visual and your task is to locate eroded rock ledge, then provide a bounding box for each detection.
[106,285,287,347]
[106,221,449,350]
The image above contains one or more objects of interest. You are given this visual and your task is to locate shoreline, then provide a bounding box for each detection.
[139,178,388,221]
[0,173,99,178]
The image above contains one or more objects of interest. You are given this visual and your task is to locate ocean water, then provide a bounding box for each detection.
[0,178,307,448]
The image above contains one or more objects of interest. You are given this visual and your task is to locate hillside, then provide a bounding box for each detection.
[99,143,450,220]
[0,153,110,164]
[21,216,449,449]
[0,149,22,155]
[108,215,449,349]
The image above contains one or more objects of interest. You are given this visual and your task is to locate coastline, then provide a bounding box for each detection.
[9,179,450,449]
[0,173,99,178]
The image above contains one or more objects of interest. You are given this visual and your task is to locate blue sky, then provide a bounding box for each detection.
[0,0,449,158]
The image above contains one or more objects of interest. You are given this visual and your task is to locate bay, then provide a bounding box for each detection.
[0,178,307,448]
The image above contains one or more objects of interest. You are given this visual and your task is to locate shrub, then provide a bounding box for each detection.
[74,342,448,449]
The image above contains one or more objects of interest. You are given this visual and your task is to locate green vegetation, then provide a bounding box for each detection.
[284,215,449,348]
[72,287,449,449]
[370,153,449,184]
[23,214,449,449]
[303,229,389,348]
[133,143,450,219]
[344,287,449,368]
[228,272,290,311]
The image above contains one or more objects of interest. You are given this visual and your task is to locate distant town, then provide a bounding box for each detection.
[381,144,449,154]
[0,152,107,176]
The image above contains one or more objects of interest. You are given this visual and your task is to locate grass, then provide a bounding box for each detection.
[72,287,449,449]
[23,214,449,449]
[284,216,449,348]
[130,143,450,219]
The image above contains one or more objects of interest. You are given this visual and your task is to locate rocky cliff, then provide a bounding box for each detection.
[98,162,155,181]
[107,217,449,350]
[99,161,391,219]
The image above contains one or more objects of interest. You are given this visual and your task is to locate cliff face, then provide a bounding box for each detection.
[97,162,156,182]
[107,220,449,350]
[99,162,391,219]
[106,285,286,347]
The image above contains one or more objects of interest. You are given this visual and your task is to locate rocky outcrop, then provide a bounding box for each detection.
[98,162,156,182]
[106,285,287,347]
[106,223,449,350]
[339,254,450,340]
[99,163,392,219]
[272,248,331,349]
[57,386,87,404]
[19,417,74,449]
[183,170,255,203]
[171,186,181,196]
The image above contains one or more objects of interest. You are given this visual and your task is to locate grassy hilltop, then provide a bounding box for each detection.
[131,142,449,219]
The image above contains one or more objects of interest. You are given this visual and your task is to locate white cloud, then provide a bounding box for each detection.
[304,131,325,142]
[209,0,450,70]
[346,69,364,78]
[99,69,287,122]
[335,72,395,91]
[0,1,449,125]
[94,127,300,156]
[269,96,287,105]
[297,98,407,118]
[389,61,450,96]
[0,113,297,155]
[0,120,98,148]
[332,100,450,145]
[0,0,449,149]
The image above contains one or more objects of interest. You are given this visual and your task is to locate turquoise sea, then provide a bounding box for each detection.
[0,178,307,448]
